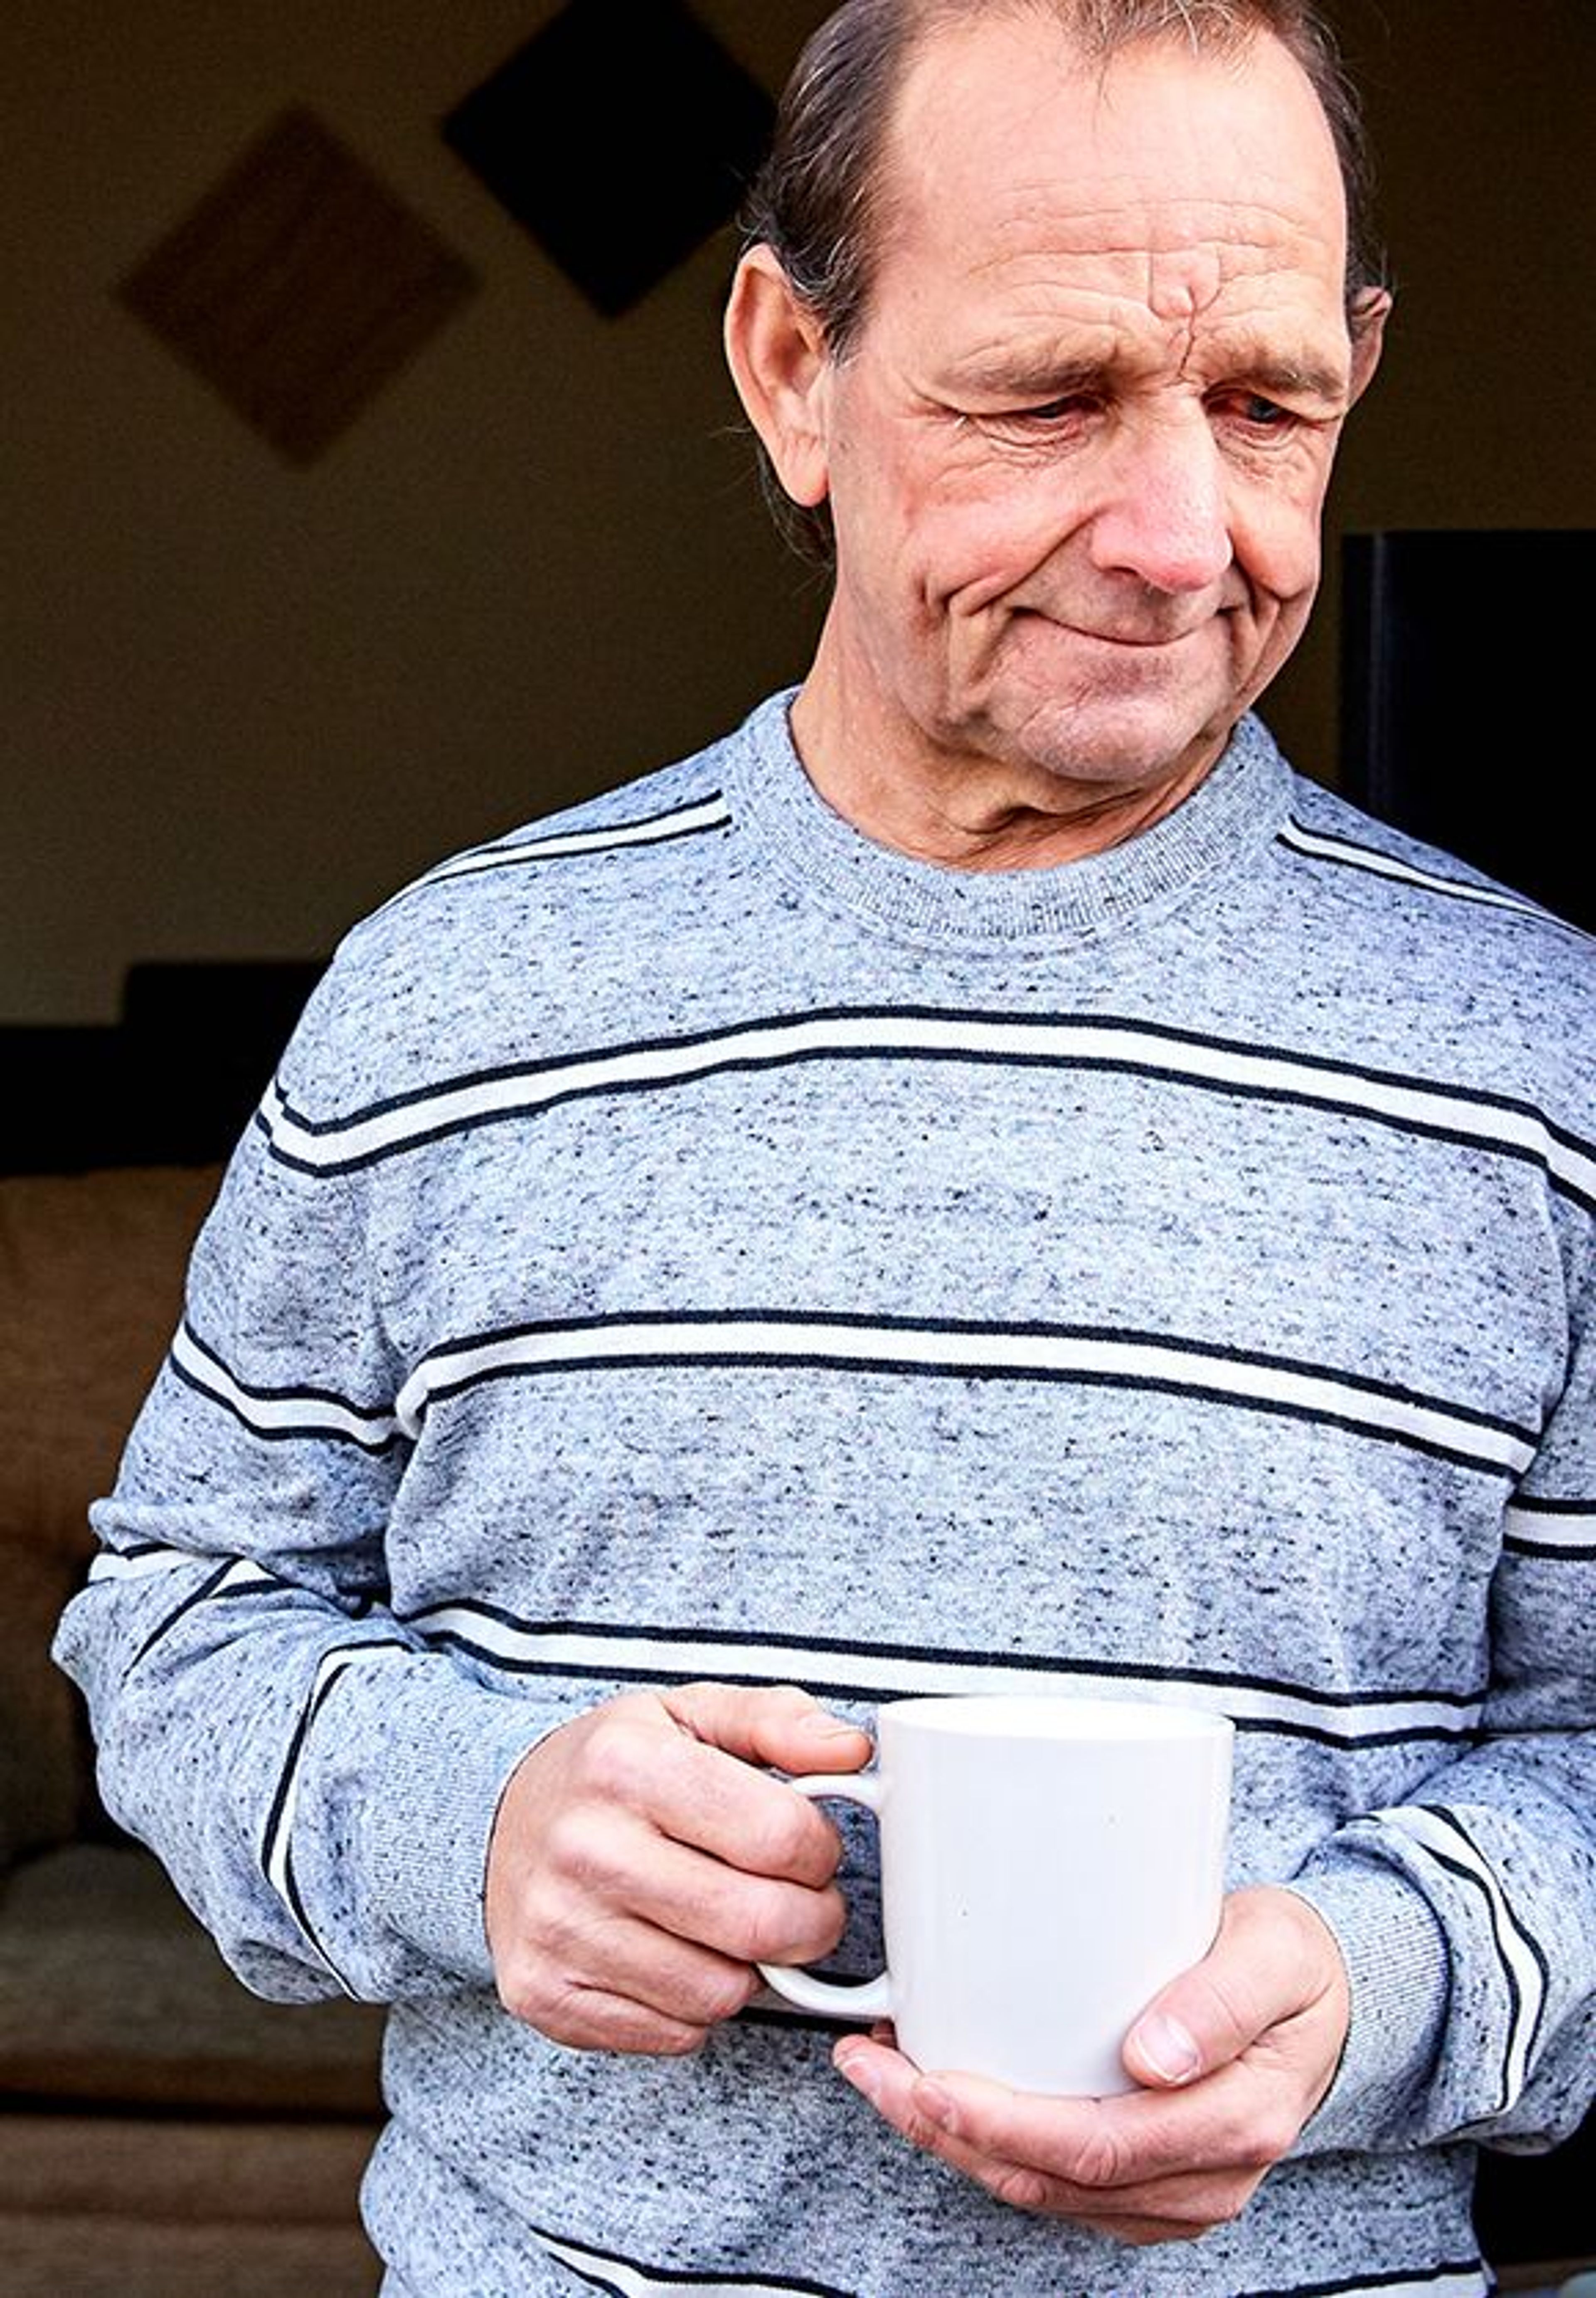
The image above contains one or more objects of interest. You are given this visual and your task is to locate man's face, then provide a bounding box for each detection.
[768,18,1384,829]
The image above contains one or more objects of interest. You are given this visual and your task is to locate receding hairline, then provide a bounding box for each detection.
[866,7,1352,319]
[751,0,1378,346]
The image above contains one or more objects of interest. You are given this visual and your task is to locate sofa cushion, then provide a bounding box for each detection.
[0,1842,385,2114]
[0,1163,222,1863]
[1,2113,382,2297]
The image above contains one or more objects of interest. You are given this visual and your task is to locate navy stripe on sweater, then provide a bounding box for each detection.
[253,1004,1596,1212]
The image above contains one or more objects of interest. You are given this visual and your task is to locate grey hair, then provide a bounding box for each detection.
[738,0,1386,563]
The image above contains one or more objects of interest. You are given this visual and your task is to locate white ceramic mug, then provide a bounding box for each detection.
[758,1693,1234,2096]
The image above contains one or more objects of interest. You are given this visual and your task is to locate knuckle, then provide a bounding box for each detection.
[494,1970,540,2027]
[655,2021,712,2058]
[1196,1967,1266,2054]
[1193,2174,1263,2229]
[537,1984,601,2048]
[698,1962,761,2027]
[765,1681,819,1721]
[579,1715,657,1803]
[1246,2112,1300,2169]
[983,2162,1052,2214]
[752,1792,828,1876]
[495,1958,562,2034]
[899,2103,950,2154]
[541,1807,621,1891]
[739,1881,823,1966]
[1204,2188,1251,2229]
[1065,2125,1132,2189]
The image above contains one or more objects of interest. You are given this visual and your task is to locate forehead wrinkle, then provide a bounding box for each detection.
[939,291,1352,405]
[957,185,1343,271]
[941,207,1352,374]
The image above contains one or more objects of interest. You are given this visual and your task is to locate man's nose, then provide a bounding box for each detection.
[1088,416,1234,595]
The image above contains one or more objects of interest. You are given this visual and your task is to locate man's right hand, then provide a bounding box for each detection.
[485,1682,872,2054]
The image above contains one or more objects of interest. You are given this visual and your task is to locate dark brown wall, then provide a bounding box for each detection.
[5,0,1591,1019]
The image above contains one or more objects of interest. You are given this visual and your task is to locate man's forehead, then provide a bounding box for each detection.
[877,14,1348,286]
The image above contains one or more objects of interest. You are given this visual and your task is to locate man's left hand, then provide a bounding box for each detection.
[833,1886,1349,2247]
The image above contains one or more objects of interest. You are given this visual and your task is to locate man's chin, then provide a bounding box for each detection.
[981,693,1236,798]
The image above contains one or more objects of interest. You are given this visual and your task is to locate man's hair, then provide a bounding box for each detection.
[738,0,1386,564]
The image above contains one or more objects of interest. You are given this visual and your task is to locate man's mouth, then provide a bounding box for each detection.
[1018,611,1221,648]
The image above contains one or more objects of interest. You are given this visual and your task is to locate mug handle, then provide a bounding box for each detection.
[756,1771,893,2020]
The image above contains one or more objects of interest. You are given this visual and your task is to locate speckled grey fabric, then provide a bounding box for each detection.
[58,695,1596,2296]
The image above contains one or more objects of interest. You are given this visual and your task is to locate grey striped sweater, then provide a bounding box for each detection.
[57,693,1596,2296]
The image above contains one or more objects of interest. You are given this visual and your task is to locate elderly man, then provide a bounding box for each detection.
[58,2,1594,2293]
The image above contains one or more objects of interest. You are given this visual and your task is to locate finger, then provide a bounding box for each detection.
[839,2044,1281,2188]
[562,1810,851,1969]
[834,2041,1271,2232]
[835,2039,1092,2214]
[499,1899,761,2045]
[532,1783,854,1967]
[851,2055,1187,2187]
[564,1710,850,1892]
[514,1686,870,1887]
[514,1970,721,2058]
[663,1680,872,1780]
[1122,1886,1349,2092]
[642,1689,871,1888]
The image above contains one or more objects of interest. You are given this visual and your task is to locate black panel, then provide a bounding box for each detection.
[443,0,775,316]
[1475,2133,1596,2275]
[2,962,325,1176]
[1342,529,1596,2276]
[1339,529,1596,930]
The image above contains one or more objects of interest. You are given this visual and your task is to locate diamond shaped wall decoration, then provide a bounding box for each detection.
[443,0,775,317]
[119,108,479,466]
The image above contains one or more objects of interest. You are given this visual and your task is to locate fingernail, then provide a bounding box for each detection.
[1134,2011,1202,2085]
[809,1713,866,1738]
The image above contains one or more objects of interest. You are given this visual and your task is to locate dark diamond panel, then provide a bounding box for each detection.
[443,0,775,316]
[120,108,478,466]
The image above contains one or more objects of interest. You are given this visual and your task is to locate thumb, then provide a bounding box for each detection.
[1122,1886,1341,2090]
[661,1679,872,1778]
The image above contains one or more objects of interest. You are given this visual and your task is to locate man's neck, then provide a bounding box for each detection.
[788,669,1222,874]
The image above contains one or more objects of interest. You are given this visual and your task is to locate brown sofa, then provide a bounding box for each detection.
[0,1162,385,2297]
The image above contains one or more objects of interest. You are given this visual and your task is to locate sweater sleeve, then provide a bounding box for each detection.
[52,994,560,2007]
[1286,1241,1596,2159]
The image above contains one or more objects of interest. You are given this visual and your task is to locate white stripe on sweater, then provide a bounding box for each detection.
[1377,1803,1546,2113]
[1503,1500,1596,1555]
[172,1322,401,1449]
[415,793,732,890]
[409,1606,1483,1748]
[1279,819,1580,932]
[256,1006,1596,1206]
[534,2226,843,2297]
[392,1310,1535,1476]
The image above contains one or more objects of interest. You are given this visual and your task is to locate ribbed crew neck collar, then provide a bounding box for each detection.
[726,689,1293,949]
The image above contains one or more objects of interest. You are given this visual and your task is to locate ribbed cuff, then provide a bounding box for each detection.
[1283,1853,1452,2153]
[352,1672,562,1989]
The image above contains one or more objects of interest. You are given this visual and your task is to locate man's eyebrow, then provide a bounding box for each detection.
[1229,355,1350,403]
[943,348,1350,405]
[943,355,1109,402]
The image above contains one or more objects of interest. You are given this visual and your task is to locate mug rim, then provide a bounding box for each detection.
[879,1693,1234,1743]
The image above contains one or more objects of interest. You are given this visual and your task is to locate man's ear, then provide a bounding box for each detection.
[1347,286,1392,405]
[724,244,833,510]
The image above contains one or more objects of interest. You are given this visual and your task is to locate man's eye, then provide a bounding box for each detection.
[968,395,1095,438]
[1231,394,1295,428]
[1017,395,1093,423]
